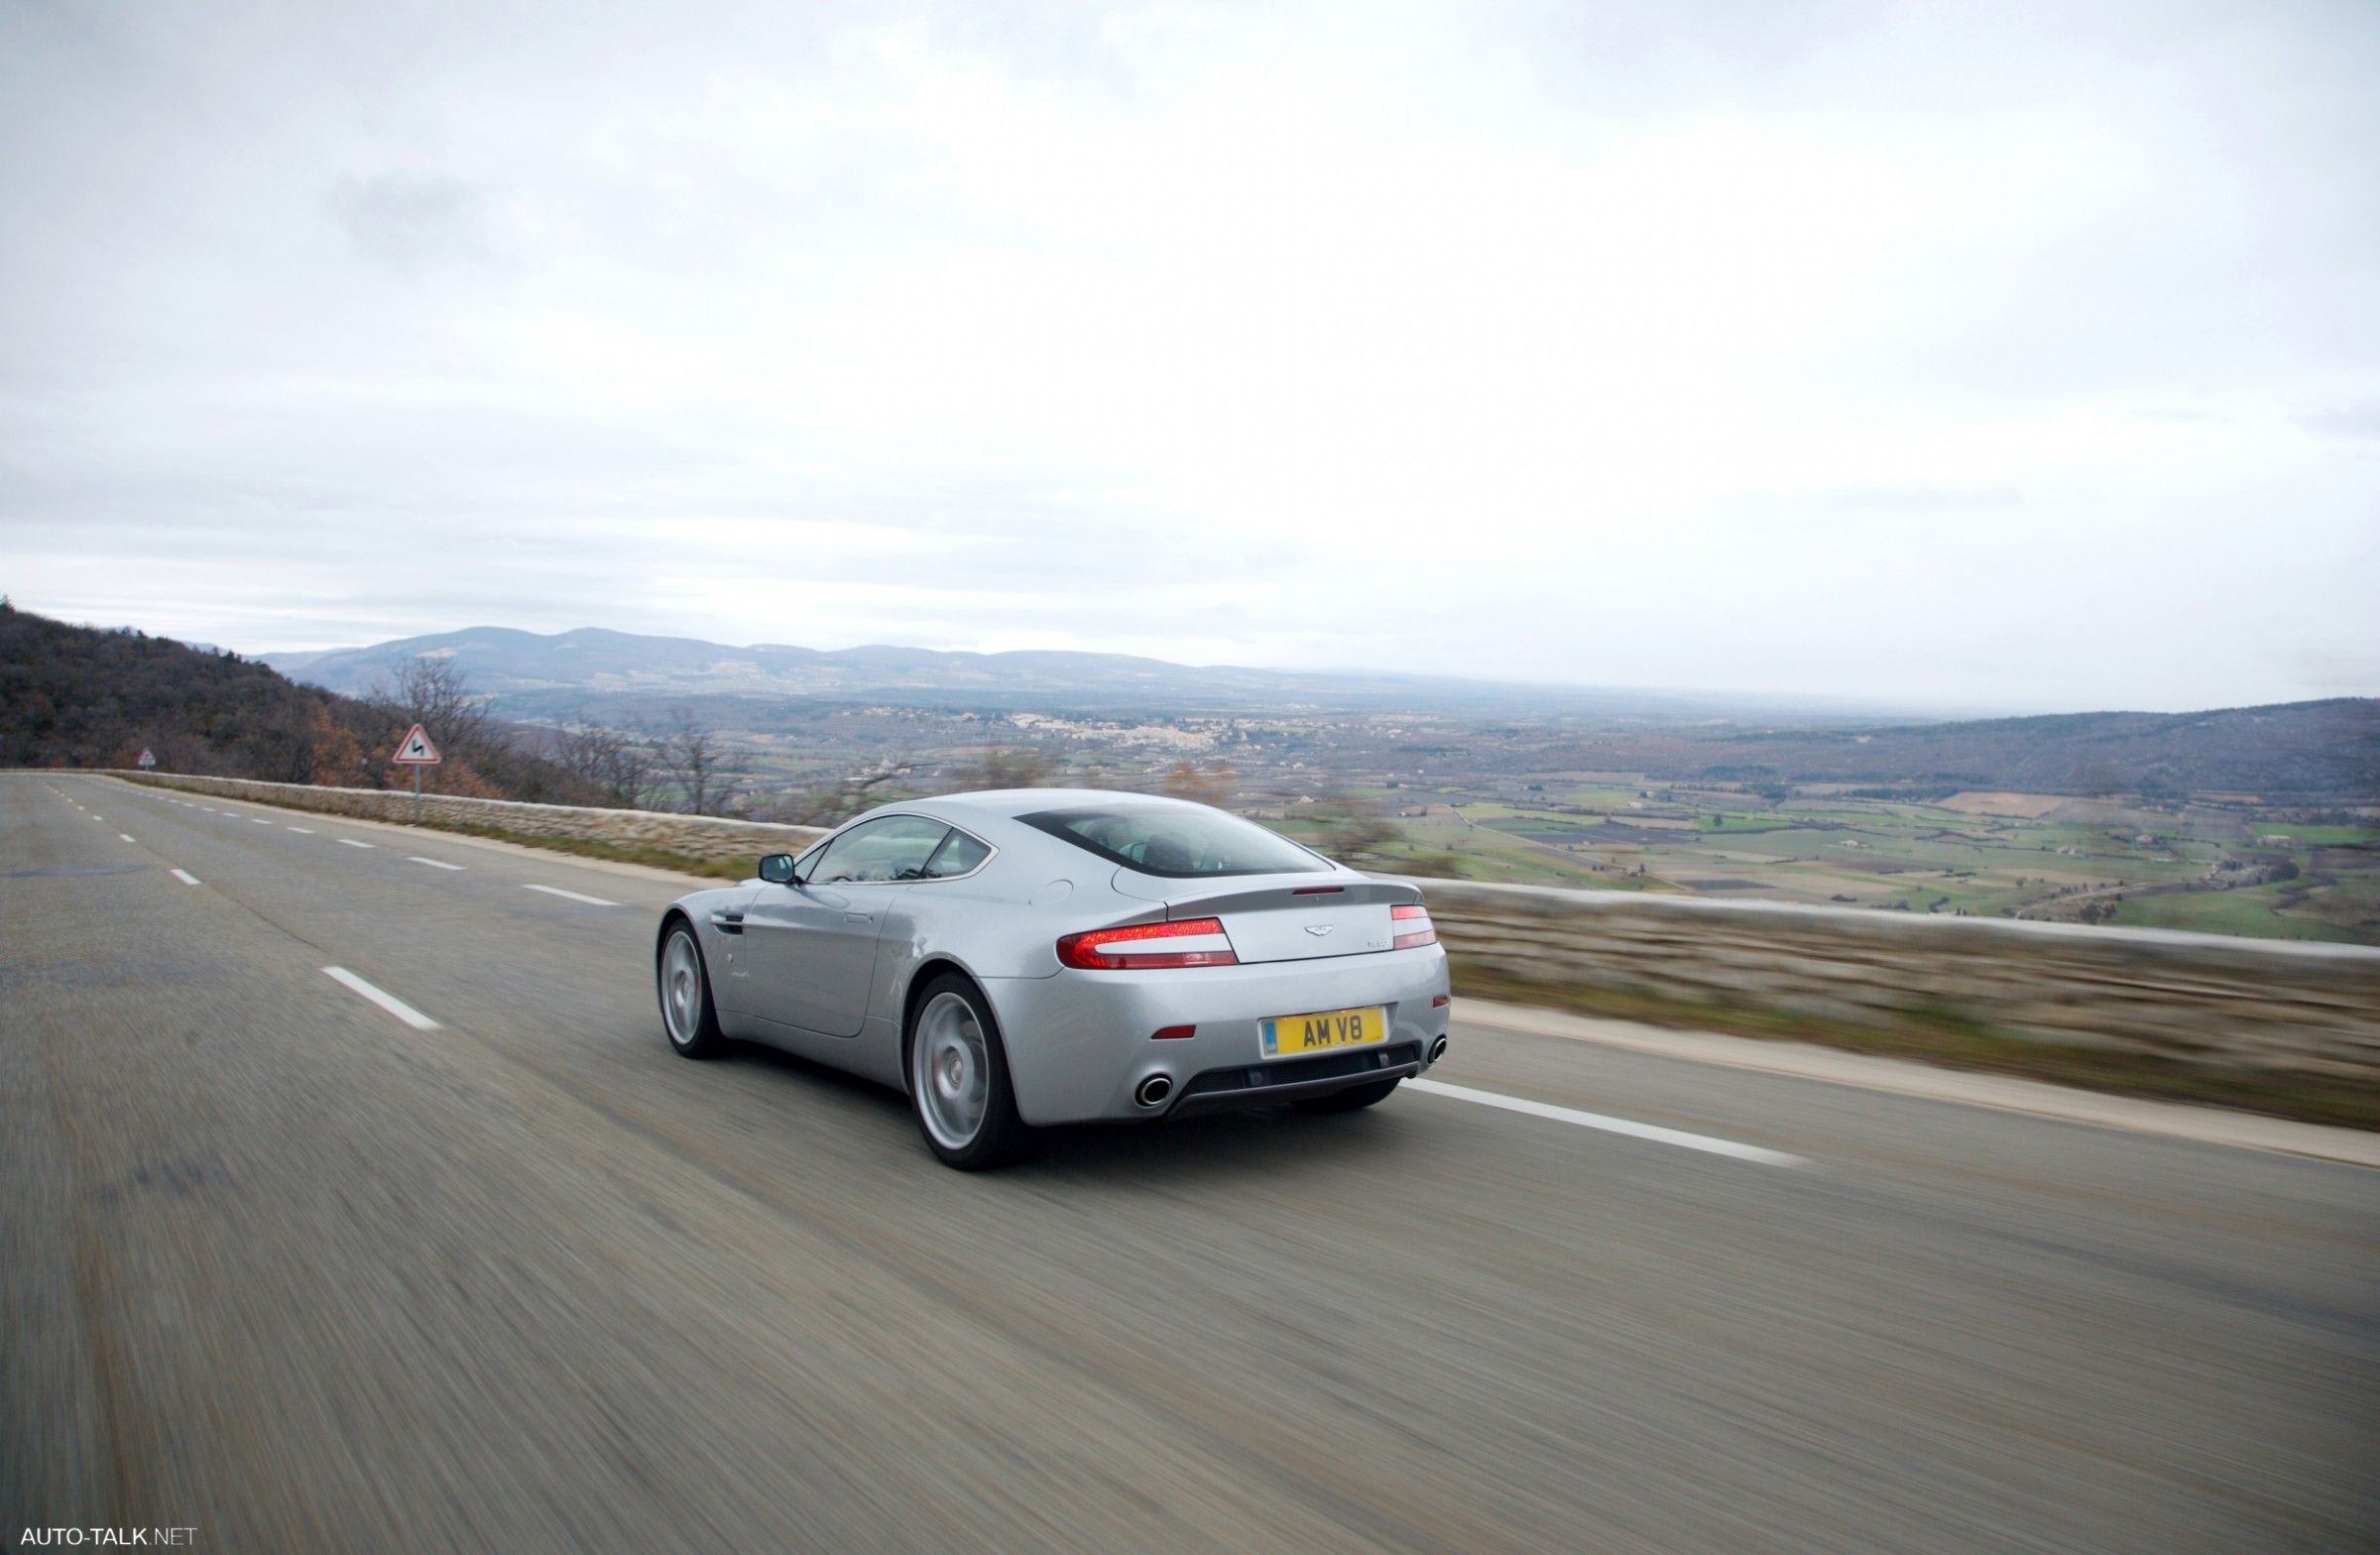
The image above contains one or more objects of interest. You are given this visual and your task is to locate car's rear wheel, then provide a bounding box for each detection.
[906,974,1033,1170]
[658,922,728,1059]
[1290,1077,1400,1114]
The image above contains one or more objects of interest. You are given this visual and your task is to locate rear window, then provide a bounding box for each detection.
[1020,806,1329,878]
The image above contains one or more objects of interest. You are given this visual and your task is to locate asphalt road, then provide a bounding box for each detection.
[5,773,2376,1553]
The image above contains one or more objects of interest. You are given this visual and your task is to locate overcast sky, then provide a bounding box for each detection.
[2,0,2375,714]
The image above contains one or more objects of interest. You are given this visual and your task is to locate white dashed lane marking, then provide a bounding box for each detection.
[1405,1079,1807,1168]
[119,834,134,843]
[321,967,439,1030]
[409,857,464,872]
[288,827,313,834]
[524,884,618,907]
[337,839,376,849]
[170,869,201,886]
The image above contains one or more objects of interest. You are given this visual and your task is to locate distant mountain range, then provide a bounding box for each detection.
[264,626,1918,723]
[261,626,2377,796]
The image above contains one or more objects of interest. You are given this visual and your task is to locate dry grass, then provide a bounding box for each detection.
[1452,965,2380,1133]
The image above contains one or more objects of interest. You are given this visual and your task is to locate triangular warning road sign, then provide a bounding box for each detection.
[137,748,157,769]
[392,724,442,765]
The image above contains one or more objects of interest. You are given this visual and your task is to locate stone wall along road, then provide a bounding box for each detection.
[1412,878,2380,1084]
[105,770,825,867]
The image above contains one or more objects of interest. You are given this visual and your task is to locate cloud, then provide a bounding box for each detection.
[325,172,493,272]
[1827,484,2026,513]
[2301,401,2380,440]
[1,0,2375,710]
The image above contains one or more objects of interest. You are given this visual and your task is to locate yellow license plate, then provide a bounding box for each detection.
[1259,1005,1388,1059]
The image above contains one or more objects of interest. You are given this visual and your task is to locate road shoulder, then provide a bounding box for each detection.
[94,775,720,890]
[1455,997,2380,1169]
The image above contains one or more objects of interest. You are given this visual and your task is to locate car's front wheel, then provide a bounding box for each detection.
[657,922,728,1059]
[905,973,1034,1170]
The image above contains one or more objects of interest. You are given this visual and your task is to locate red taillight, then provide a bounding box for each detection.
[1390,902,1437,949]
[1151,1024,1196,1040]
[1057,917,1239,970]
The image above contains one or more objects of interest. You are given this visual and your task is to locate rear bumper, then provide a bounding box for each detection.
[1164,1041,1424,1117]
[984,945,1450,1126]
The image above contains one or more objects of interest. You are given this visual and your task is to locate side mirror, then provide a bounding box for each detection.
[758,854,799,885]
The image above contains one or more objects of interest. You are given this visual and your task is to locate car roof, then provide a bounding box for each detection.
[899,788,1202,822]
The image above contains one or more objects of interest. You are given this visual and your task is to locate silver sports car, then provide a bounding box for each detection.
[654,789,1452,1168]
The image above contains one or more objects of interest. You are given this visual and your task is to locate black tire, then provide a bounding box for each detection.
[657,921,729,1059]
[1290,1078,1401,1115]
[904,973,1035,1170]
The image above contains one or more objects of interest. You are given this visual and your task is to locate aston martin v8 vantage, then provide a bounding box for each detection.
[654,789,1452,1168]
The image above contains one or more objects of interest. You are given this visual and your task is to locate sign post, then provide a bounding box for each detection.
[390,724,442,823]
[137,748,157,772]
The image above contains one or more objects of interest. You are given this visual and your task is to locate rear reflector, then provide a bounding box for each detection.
[1431,994,1450,1008]
[1151,1024,1196,1040]
[1390,902,1438,949]
[1057,917,1239,970]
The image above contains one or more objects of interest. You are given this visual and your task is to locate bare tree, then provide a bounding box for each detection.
[651,706,737,815]
[551,710,654,808]
[962,744,1057,789]
[1313,794,1398,864]
[366,657,504,774]
[1159,760,1239,807]
[753,756,916,827]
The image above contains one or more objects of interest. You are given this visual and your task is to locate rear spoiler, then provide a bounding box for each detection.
[1160,877,1420,919]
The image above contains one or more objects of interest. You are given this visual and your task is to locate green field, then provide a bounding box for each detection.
[2252,824,2380,848]
[2108,886,2364,943]
[1323,782,2380,946]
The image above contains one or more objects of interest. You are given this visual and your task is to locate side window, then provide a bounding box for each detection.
[808,816,952,885]
[920,829,992,879]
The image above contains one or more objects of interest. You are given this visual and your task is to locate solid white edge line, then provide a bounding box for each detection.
[1405,1078,1806,1168]
[169,868,200,886]
[336,838,375,849]
[524,884,619,907]
[408,857,465,871]
[321,966,439,1030]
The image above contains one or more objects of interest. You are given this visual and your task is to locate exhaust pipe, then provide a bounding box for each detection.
[1134,1074,1174,1109]
[1428,1035,1449,1065]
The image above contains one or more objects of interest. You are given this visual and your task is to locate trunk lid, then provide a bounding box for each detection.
[1143,874,1422,964]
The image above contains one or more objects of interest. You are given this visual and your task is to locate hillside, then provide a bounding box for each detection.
[0,602,585,799]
